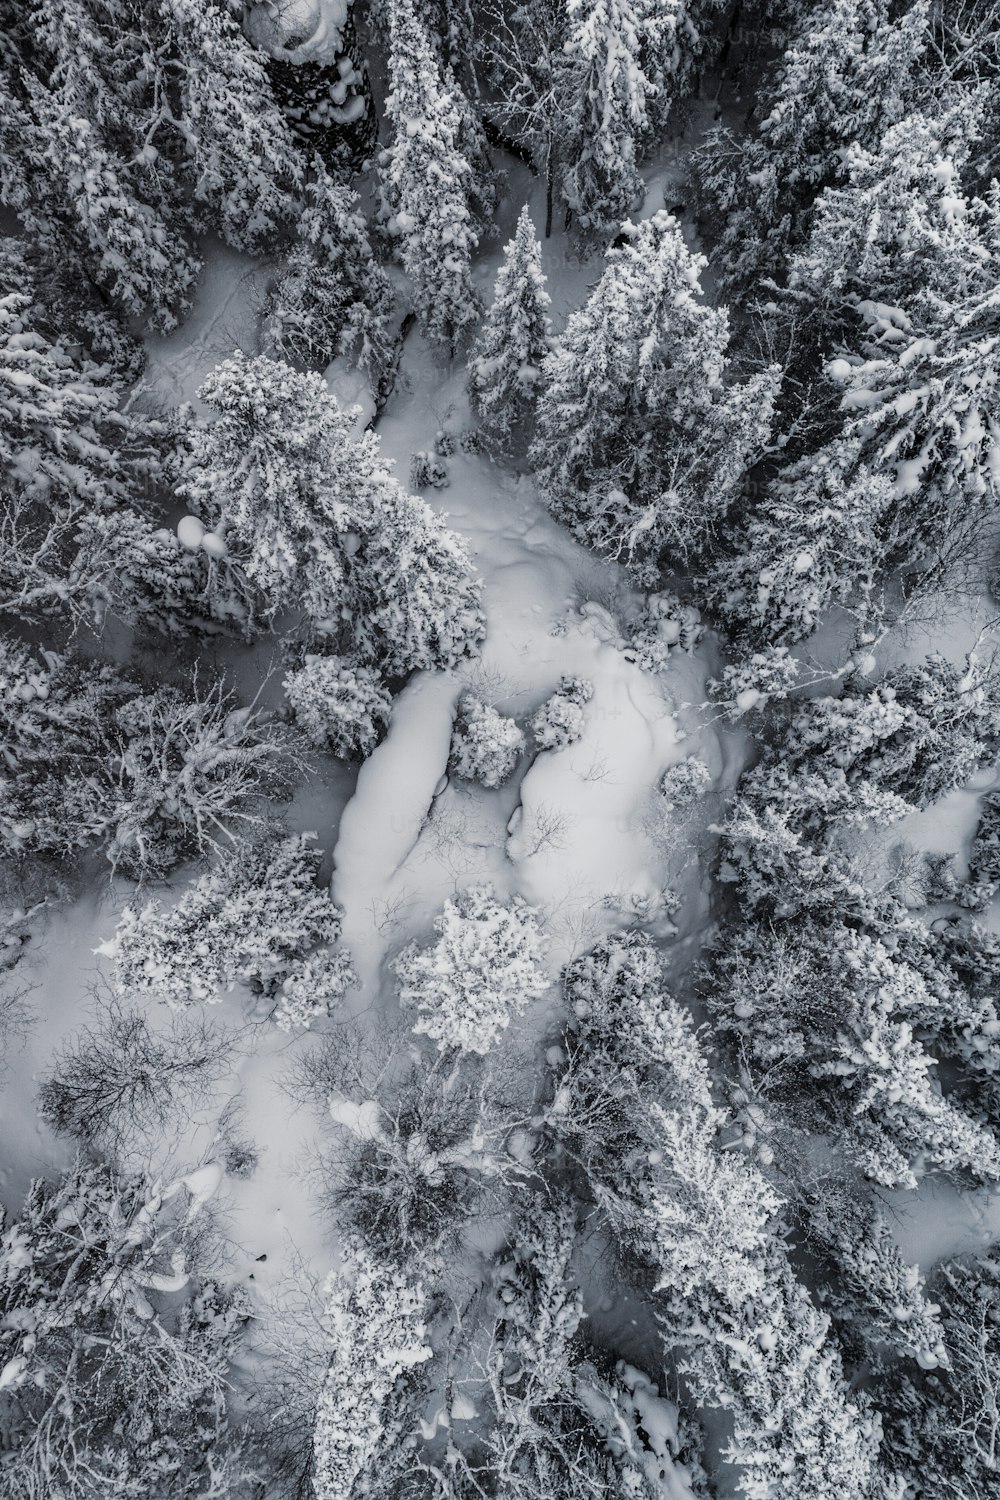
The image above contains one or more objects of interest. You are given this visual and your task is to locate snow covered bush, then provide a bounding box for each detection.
[283,655,392,760]
[312,1237,432,1500]
[334,1063,494,1264]
[0,1159,251,1500]
[449,693,526,788]
[659,758,712,809]
[409,450,450,490]
[529,676,594,751]
[394,887,549,1055]
[109,833,354,1029]
[627,591,704,672]
[274,948,357,1034]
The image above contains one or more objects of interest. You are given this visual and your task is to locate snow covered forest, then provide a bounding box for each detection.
[6,0,1000,1494]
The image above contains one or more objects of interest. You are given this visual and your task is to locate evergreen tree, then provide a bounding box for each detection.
[694,0,929,295]
[561,0,653,235]
[157,0,301,253]
[546,932,887,1500]
[468,206,552,450]
[0,0,301,329]
[708,443,897,646]
[394,886,549,1055]
[179,353,485,673]
[790,103,992,326]
[531,212,776,567]
[640,0,726,133]
[265,158,394,374]
[744,652,1000,819]
[312,1238,432,1500]
[0,0,200,330]
[109,832,355,1030]
[829,279,1000,535]
[0,271,246,636]
[380,0,482,352]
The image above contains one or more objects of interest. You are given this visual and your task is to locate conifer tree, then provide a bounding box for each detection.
[180,353,484,673]
[640,0,726,132]
[532,212,776,567]
[694,0,929,295]
[266,158,394,374]
[379,0,482,352]
[158,0,301,252]
[0,0,200,330]
[561,0,653,235]
[0,0,301,329]
[312,1238,432,1500]
[468,207,552,450]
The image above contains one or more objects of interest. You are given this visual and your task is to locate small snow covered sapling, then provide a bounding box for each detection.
[628,592,703,673]
[394,886,549,1056]
[659,758,712,810]
[710,647,800,718]
[283,655,392,760]
[409,450,450,490]
[529,675,594,751]
[449,692,526,789]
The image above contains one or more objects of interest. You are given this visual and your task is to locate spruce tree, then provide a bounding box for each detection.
[561,0,653,235]
[379,0,482,352]
[468,206,552,450]
[180,353,484,673]
[531,211,776,567]
[265,158,394,374]
[694,0,930,295]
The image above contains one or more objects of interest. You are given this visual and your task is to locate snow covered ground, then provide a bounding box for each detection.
[5,114,1000,1500]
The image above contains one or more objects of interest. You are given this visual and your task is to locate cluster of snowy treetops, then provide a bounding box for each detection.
[4,1,1000,1498]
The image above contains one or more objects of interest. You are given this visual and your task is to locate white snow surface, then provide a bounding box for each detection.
[4,126,1000,1500]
